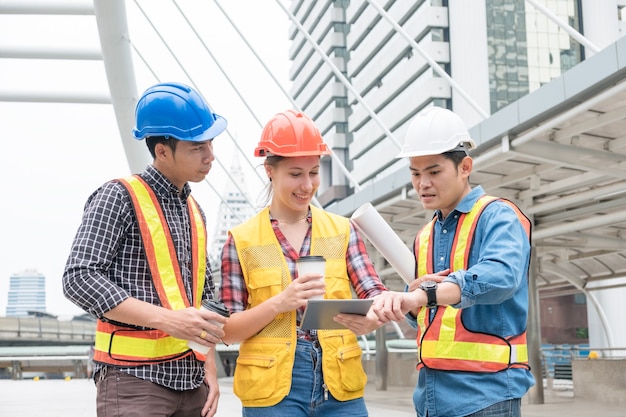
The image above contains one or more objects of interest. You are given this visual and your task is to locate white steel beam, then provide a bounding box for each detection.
[0,1,93,15]
[0,46,101,60]
[93,0,148,174]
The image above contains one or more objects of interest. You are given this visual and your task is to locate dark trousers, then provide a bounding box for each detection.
[96,367,208,417]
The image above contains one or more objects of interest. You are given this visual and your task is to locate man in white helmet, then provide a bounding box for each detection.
[372,107,535,417]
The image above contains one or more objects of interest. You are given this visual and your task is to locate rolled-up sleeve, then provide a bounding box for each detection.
[446,202,530,309]
[62,183,133,318]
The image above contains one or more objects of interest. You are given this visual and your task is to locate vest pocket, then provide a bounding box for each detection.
[336,344,367,391]
[324,275,350,299]
[233,354,277,400]
[246,268,283,308]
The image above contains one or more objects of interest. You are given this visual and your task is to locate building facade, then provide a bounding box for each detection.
[287,0,623,203]
[286,0,626,353]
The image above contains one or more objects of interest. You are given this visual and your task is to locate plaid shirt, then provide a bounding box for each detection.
[63,165,214,390]
[220,211,386,338]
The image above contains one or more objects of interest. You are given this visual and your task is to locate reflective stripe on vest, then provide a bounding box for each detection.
[229,206,365,406]
[415,195,531,372]
[93,175,206,365]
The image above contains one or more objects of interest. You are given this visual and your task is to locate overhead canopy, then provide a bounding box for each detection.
[329,35,626,297]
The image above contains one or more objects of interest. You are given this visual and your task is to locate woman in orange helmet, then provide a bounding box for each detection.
[220,110,387,416]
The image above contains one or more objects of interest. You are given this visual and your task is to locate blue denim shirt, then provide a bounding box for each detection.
[406,186,535,417]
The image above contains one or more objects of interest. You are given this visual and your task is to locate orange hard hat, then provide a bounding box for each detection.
[254,110,331,157]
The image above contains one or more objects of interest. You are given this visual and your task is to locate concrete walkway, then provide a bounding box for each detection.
[1,377,624,417]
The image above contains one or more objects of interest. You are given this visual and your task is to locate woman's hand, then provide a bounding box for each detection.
[274,273,325,313]
[334,307,384,336]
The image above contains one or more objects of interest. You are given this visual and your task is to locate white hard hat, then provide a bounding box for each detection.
[396,107,476,158]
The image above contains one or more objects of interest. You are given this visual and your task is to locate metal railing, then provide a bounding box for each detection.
[540,344,626,381]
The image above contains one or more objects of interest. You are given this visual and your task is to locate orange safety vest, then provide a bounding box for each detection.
[415,195,531,372]
[93,175,207,366]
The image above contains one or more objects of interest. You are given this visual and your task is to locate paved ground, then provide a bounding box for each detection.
[1,377,624,416]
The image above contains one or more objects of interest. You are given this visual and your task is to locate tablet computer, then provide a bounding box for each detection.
[300,298,374,331]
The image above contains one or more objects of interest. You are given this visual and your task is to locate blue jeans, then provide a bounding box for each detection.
[242,338,368,417]
[465,399,521,417]
[420,398,521,417]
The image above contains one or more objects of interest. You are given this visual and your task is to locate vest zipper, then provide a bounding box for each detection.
[323,383,329,400]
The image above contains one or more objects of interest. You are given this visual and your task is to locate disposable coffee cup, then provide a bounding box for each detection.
[188,299,231,355]
[296,256,326,300]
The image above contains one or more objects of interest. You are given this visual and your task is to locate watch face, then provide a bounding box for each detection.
[420,280,437,290]
[420,280,438,308]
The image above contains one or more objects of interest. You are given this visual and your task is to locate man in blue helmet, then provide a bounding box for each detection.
[63,82,228,417]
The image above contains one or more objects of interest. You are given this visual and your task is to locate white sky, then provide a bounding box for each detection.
[0,0,293,317]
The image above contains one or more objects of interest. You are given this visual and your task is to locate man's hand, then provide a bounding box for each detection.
[371,291,418,322]
[103,299,227,348]
[407,269,450,292]
[201,354,220,417]
[371,270,452,322]
[160,307,226,348]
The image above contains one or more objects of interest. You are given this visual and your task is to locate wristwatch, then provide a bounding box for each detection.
[419,280,438,308]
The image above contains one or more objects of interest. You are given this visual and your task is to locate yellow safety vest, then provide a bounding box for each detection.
[229,206,367,407]
[93,175,207,366]
[415,195,531,372]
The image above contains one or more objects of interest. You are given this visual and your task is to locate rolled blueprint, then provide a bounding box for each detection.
[350,202,415,285]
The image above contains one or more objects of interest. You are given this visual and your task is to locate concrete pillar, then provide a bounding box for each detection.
[580,0,620,56]
[11,361,21,380]
[526,245,545,404]
[586,277,626,357]
[375,325,388,391]
[448,0,491,125]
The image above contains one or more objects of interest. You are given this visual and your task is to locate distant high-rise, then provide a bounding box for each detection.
[208,154,257,286]
[5,269,46,317]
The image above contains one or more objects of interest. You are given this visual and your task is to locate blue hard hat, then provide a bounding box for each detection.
[132,82,227,142]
